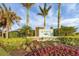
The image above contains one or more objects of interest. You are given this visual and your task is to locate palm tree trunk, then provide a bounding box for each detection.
[26,8,30,36]
[5,20,9,39]
[5,29,9,39]
[2,30,4,38]
[44,16,46,29]
[58,3,61,36]
[27,8,30,26]
[2,27,6,38]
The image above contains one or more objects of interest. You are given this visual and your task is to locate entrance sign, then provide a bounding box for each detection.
[39,29,53,37]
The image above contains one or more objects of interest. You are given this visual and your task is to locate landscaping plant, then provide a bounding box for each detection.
[25,44,79,56]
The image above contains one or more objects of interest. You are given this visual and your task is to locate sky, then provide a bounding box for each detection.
[0,3,79,32]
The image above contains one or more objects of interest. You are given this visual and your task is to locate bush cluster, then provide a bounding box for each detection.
[0,38,33,51]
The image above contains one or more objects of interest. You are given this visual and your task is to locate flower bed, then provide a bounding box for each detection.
[25,45,79,56]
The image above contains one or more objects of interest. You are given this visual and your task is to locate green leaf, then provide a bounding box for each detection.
[37,13,43,16]
[39,6,44,13]
[44,3,47,10]
[47,5,52,11]
[2,3,8,11]
[9,7,12,11]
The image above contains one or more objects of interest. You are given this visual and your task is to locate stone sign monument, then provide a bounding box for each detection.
[39,29,53,37]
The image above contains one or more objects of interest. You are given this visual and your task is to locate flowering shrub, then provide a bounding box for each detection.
[25,45,79,56]
[58,37,79,46]
[0,38,33,51]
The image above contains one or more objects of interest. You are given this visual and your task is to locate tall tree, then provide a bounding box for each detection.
[37,3,51,28]
[58,3,61,35]
[22,3,34,36]
[0,4,21,38]
[22,3,34,26]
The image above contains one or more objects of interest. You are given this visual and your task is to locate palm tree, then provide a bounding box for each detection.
[58,3,61,35]
[22,3,34,36]
[37,3,51,28]
[22,3,34,26]
[0,4,21,38]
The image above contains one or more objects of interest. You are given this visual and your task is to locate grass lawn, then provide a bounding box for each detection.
[0,47,10,56]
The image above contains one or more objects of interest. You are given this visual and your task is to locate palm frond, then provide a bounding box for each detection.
[39,6,44,13]
[2,3,8,11]
[37,13,43,16]
[16,16,21,20]
[47,5,52,11]
[44,3,47,10]
[22,3,34,9]
[0,5,4,14]
[0,4,21,29]
[0,5,3,10]
[38,4,51,17]
[15,16,21,26]
[9,12,15,24]
[9,7,12,11]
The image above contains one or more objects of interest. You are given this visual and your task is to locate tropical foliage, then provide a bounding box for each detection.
[0,3,79,56]
[37,3,52,28]
[17,25,35,37]
[54,26,76,36]
[0,3,21,38]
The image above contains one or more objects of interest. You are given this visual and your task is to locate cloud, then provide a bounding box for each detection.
[61,18,79,32]
[62,18,79,27]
